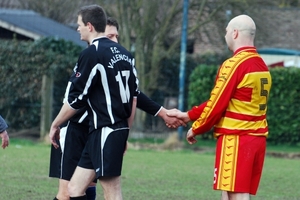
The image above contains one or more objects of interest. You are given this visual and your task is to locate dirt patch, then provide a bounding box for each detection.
[266,151,300,159]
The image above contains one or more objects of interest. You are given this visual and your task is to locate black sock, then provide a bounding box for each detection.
[86,186,96,200]
[53,197,58,200]
[70,195,87,200]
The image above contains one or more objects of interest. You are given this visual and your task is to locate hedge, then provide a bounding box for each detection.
[0,38,83,130]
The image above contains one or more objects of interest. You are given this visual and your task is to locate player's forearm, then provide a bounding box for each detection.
[136,92,161,116]
[128,97,137,128]
[51,103,77,128]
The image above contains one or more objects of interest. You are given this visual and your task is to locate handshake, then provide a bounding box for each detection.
[158,108,198,144]
[159,108,190,129]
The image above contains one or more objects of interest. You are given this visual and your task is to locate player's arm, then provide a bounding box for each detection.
[0,115,8,134]
[128,97,137,128]
[187,102,208,121]
[137,92,186,128]
[191,64,239,135]
[136,92,161,116]
[49,103,77,149]
[0,115,9,149]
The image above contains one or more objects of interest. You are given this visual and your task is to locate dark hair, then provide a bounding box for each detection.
[107,17,119,31]
[78,5,107,32]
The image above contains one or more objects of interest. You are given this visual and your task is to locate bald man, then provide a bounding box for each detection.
[167,15,272,200]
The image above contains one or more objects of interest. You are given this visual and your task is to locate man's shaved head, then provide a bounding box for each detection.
[228,14,256,37]
[225,14,256,52]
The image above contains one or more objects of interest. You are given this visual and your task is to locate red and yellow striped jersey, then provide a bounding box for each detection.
[188,47,272,137]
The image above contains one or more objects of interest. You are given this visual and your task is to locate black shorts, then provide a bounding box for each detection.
[78,122,129,178]
[49,121,89,180]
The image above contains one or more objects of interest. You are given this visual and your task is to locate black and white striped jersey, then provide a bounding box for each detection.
[67,37,139,131]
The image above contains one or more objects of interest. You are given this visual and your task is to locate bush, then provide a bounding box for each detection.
[267,67,300,145]
[0,37,83,130]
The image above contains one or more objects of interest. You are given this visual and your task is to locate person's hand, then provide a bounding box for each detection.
[166,109,191,126]
[158,108,186,128]
[49,126,60,149]
[186,128,197,145]
[0,130,9,149]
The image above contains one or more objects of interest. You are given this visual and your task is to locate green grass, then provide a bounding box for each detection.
[0,138,299,199]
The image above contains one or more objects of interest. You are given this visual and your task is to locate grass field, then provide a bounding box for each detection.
[0,138,299,200]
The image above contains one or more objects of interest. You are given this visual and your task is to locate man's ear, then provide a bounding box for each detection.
[233,29,238,39]
[87,22,93,32]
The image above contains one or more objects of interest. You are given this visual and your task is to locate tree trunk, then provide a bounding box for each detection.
[40,74,53,139]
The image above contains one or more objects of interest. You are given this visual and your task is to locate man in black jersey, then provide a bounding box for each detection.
[49,16,184,200]
[49,17,120,200]
[49,5,138,200]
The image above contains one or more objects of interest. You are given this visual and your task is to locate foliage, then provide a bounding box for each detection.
[0,38,82,130]
[267,67,300,145]
[187,64,218,139]
[188,64,300,145]
[188,64,218,108]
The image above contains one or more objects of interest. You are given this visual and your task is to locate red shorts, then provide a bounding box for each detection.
[213,135,266,195]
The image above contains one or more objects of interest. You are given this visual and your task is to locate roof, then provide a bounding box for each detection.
[0,8,86,47]
[258,48,300,55]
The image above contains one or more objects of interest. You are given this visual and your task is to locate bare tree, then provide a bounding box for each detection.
[17,0,83,24]
[0,0,21,8]
[93,0,231,94]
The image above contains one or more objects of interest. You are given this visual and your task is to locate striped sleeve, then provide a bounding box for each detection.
[191,60,239,135]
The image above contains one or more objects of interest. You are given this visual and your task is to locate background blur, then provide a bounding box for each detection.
[0,0,299,144]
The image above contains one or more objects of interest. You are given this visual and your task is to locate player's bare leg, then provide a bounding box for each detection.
[56,179,70,200]
[221,191,229,200]
[68,166,96,198]
[221,191,250,200]
[99,176,122,200]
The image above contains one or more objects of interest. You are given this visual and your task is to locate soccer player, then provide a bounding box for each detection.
[49,5,181,200]
[49,4,138,199]
[0,115,9,149]
[167,14,272,200]
[49,16,184,200]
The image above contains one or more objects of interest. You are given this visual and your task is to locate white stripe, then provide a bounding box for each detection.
[59,122,69,178]
[101,127,113,176]
[77,64,114,125]
[100,126,129,176]
[132,59,140,94]
[63,82,72,103]
[78,67,97,101]
[97,64,114,124]
[78,110,88,123]
[87,99,97,129]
